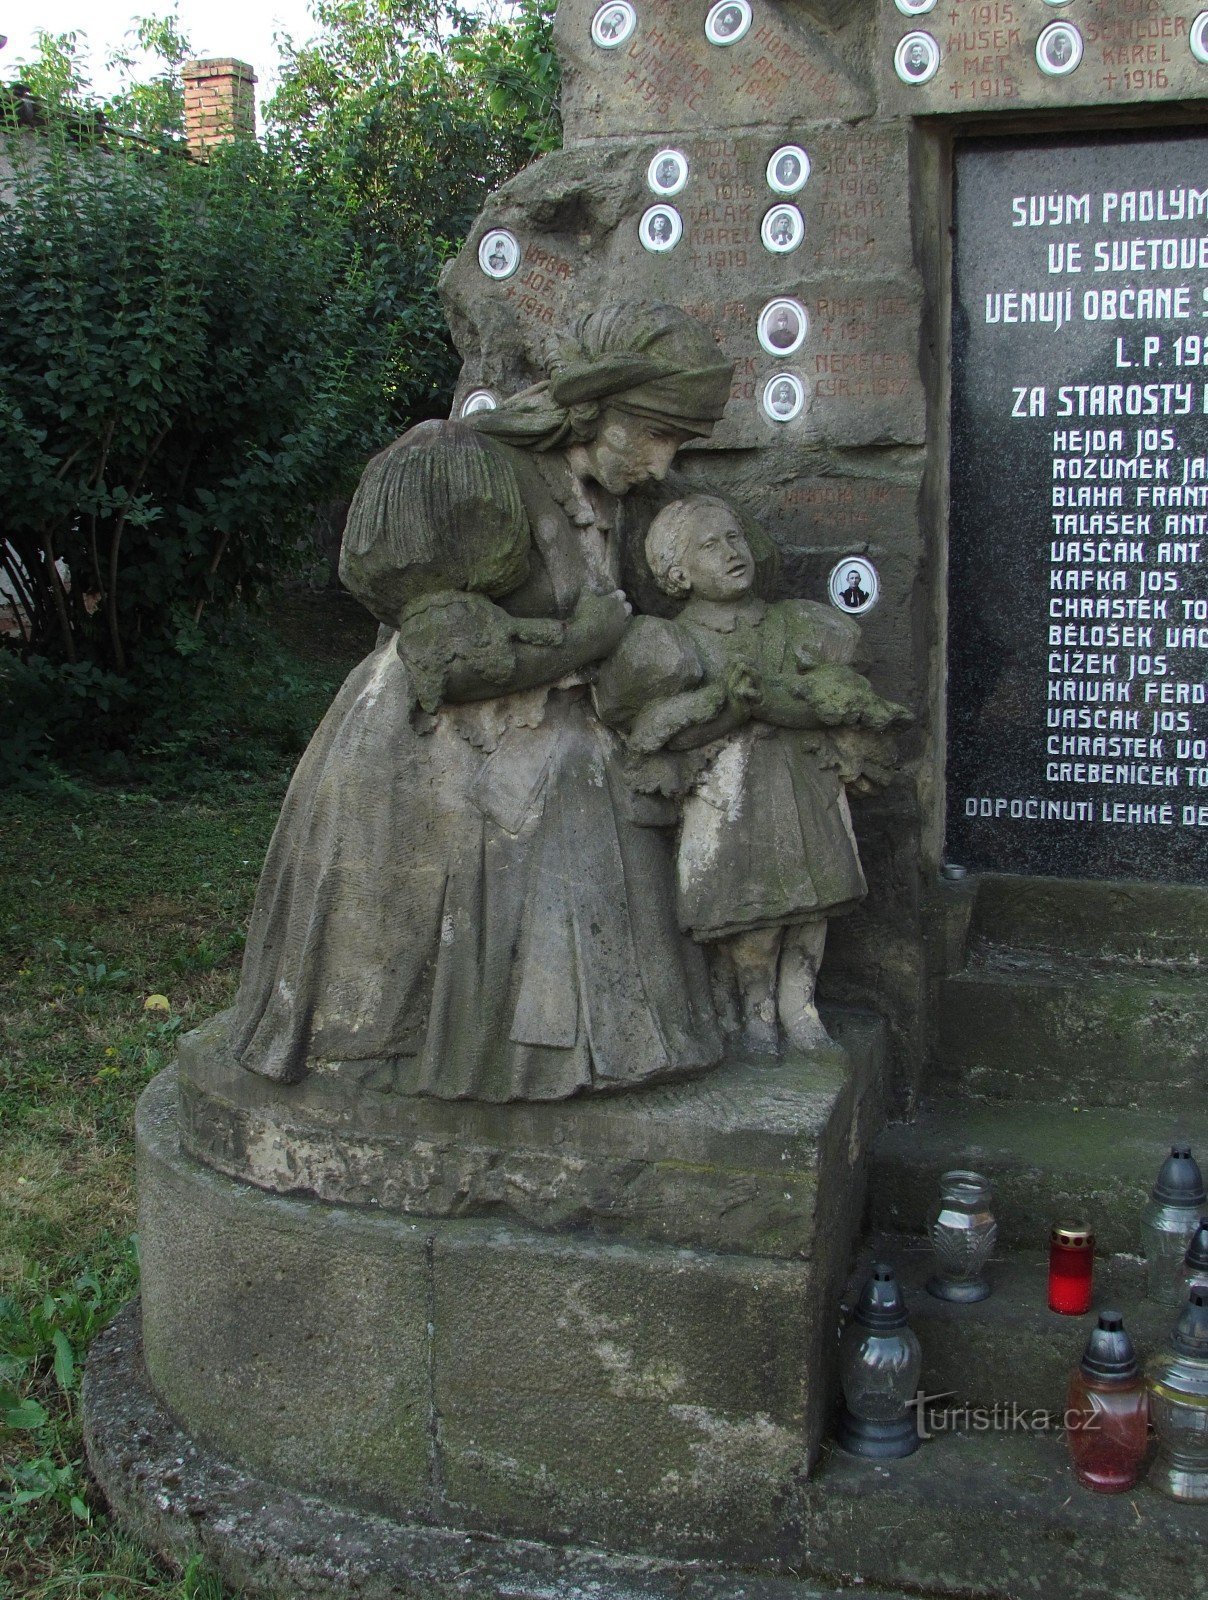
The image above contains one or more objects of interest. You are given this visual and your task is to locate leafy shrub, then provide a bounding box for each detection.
[0,114,397,683]
[267,0,561,423]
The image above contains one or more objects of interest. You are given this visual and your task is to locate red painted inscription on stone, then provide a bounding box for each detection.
[939,0,1023,101]
[504,242,575,327]
[622,25,712,118]
[1088,11,1188,95]
[732,22,840,109]
[811,294,916,402]
[810,133,900,266]
[769,480,901,537]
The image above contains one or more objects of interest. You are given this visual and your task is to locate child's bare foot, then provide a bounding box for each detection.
[781,1003,832,1053]
[740,1003,780,1055]
[777,919,830,1053]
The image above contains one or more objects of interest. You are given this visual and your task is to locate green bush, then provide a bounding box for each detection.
[0,115,397,688]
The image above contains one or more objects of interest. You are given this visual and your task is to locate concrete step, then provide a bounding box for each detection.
[847,1236,1174,1418]
[966,872,1208,964]
[795,1425,1205,1600]
[934,952,1207,1110]
[870,1097,1208,1254]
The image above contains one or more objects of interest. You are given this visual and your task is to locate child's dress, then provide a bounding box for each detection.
[598,597,868,942]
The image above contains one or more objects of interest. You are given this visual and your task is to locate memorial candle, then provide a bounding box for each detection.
[1066,1312,1149,1494]
[1049,1223,1094,1315]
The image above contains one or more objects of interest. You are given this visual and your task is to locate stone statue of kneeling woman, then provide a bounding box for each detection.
[595,493,909,1055]
[230,304,736,1102]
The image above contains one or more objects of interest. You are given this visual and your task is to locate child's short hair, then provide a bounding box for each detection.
[645,494,735,595]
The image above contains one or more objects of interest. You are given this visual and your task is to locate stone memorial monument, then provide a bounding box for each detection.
[85,4,1208,1597]
[91,293,896,1567]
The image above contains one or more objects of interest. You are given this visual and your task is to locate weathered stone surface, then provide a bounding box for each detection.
[679,451,926,704]
[85,1301,918,1600]
[877,0,1208,119]
[935,953,1207,1110]
[853,1238,1166,1418]
[137,1072,433,1512]
[432,1225,818,1553]
[968,874,1208,963]
[794,1427,1206,1600]
[442,169,926,451]
[138,1020,882,1557]
[554,0,873,142]
[179,1009,885,1258]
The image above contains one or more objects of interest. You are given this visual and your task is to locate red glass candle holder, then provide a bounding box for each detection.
[1050,1223,1094,1314]
[1066,1311,1149,1492]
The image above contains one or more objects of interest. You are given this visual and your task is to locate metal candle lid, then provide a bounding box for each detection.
[1051,1222,1093,1249]
[1152,1146,1207,1207]
[1079,1310,1139,1380]
[1185,1217,1208,1274]
[1172,1286,1208,1359]
[852,1263,909,1331]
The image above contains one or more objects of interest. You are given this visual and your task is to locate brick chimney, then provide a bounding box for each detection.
[182,58,256,156]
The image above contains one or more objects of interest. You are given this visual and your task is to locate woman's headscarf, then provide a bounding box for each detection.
[339,304,734,624]
[468,302,734,452]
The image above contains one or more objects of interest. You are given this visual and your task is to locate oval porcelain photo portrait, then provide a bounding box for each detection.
[766,145,810,196]
[1036,21,1083,75]
[761,204,804,254]
[704,0,752,46]
[591,0,637,48]
[894,0,936,13]
[477,229,521,280]
[459,389,498,418]
[828,555,880,617]
[640,204,683,253]
[762,372,806,423]
[647,149,689,197]
[894,30,940,85]
[757,297,808,356]
[1194,13,1208,63]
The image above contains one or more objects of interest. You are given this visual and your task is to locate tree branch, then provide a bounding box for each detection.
[40,528,76,663]
[192,527,232,624]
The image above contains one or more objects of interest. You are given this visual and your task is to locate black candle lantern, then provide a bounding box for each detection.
[837,1264,923,1460]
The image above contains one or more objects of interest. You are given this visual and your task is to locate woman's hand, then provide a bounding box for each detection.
[568,588,633,661]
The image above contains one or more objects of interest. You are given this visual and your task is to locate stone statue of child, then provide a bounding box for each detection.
[595,494,908,1054]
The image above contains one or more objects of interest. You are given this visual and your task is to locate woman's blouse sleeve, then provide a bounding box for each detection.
[339,420,532,626]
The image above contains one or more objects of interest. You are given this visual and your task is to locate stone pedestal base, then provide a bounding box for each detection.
[84,1310,862,1600]
[103,1014,884,1566]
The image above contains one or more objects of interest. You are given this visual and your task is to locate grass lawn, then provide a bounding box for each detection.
[0,591,376,1599]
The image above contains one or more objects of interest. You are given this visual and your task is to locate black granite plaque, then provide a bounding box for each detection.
[947,132,1208,885]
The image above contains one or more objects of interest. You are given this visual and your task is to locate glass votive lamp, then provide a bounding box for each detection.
[1065,1310,1149,1493]
[927,1169,996,1302]
[1049,1222,1094,1315]
[1142,1146,1207,1304]
[1182,1217,1208,1300]
[1148,1285,1208,1501]
[837,1263,923,1460]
